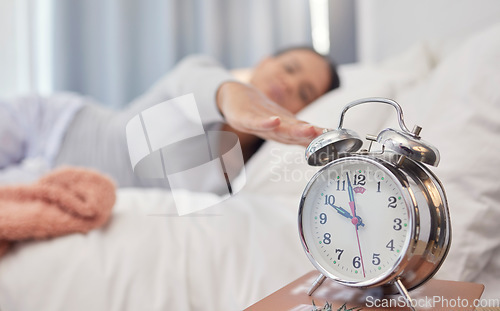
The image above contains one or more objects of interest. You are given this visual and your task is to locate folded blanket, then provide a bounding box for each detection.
[0,167,116,257]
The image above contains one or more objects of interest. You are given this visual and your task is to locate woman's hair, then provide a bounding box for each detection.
[273,46,341,93]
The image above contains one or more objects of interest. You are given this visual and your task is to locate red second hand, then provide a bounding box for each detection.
[349,201,366,277]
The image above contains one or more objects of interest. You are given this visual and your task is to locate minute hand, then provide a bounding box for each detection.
[346,173,361,226]
[346,173,356,206]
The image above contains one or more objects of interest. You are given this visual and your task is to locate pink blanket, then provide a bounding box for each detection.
[0,167,116,257]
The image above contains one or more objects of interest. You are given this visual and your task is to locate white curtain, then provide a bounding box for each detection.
[27,0,313,108]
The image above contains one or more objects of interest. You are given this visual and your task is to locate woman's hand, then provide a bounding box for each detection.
[216,81,323,146]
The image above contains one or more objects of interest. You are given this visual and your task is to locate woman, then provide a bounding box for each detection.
[0,47,339,186]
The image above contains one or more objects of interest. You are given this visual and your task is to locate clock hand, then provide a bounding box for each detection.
[330,203,352,219]
[346,173,356,214]
[326,202,365,227]
[345,173,361,227]
[346,172,366,278]
[353,221,367,278]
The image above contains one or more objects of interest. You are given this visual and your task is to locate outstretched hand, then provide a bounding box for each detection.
[216,82,323,146]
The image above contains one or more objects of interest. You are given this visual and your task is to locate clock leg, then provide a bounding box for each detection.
[307,273,327,296]
[394,277,417,311]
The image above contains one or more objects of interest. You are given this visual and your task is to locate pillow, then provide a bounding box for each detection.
[230,68,252,83]
[390,23,500,299]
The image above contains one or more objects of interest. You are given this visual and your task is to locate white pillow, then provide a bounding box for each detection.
[390,23,500,299]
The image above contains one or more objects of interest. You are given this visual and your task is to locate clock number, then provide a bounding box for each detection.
[319,213,327,224]
[386,239,395,251]
[393,218,402,231]
[377,181,381,192]
[353,256,361,269]
[323,233,331,245]
[336,180,346,191]
[324,195,335,206]
[372,253,381,265]
[388,196,397,208]
[353,174,366,186]
[335,249,344,260]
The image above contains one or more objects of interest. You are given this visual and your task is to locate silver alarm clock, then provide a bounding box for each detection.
[298,98,451,309]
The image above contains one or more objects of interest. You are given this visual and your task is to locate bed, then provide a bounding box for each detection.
[1,3,500,311]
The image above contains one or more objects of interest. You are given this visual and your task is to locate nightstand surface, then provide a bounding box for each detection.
[246,271,487,311]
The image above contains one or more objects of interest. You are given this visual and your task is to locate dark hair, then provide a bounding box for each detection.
[273,46,341,93]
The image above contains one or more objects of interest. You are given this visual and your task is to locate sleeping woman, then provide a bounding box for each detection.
[0,47,339,187]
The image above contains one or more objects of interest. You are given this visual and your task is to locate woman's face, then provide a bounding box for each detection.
[250,49,332,114]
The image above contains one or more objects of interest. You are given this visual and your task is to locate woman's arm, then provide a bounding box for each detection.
[128,55,322,146]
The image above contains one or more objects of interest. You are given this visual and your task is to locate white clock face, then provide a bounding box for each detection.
[300,157,412,284]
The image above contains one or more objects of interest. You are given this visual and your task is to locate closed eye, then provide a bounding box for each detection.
[300,90,310,103]
[284,63,296,74]
[300,84,316,104]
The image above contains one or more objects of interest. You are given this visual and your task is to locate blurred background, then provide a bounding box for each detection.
[0,0,356,108]
[1,0,498,108]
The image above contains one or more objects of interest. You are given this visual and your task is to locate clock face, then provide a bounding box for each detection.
[299,157,413,285]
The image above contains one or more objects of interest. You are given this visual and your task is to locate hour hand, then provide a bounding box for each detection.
[331,204,352,219]
[328,203,365,227]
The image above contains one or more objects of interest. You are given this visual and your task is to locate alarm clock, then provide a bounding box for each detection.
[298,98,451,306]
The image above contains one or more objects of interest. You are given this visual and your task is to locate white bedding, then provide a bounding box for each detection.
[0,190,311,311]
[0,24,499,310]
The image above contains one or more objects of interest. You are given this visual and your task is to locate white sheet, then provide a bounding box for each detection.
[0,189,311,311]
[1,24,499,310]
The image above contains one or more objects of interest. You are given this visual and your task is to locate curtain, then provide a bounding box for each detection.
[45,0,312,108]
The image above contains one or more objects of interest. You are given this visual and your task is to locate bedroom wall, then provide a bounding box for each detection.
[326,0,500,65]
[328,0,357,65]
[356,0,500,63]
[0,0,22,98]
